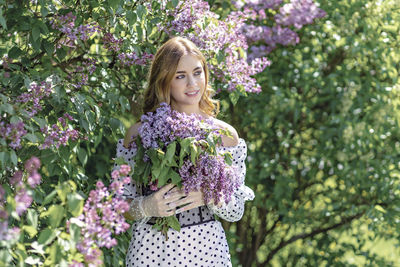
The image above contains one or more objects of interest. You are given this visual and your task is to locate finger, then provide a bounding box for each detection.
[167,187,182,194]
[157,184,175,195]
[164,194,187,203]
[164,191,187,200]
[162,208,176,217]
[173,196,197,207]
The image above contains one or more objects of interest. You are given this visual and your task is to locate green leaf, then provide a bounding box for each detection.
[43,189,57,205]
[40,6,48,17]
[166,216,181,232]
[25,133,38,143]
[109,0,120,9]
[37,228,57,245]
[9,149,17,166]
[43,40,54,56]
[32,25,41,41]
[8,46,23,59]
[67,193,84,217]
[23,225,38,238]
[126,11,137,25]
[0,103,14,114]
[136,5,147,20]
[223,152,233,166]
[136,24,143,41]
[49,243,62,264]
[26,209,38,228]
[69,221,81,244]
[119,96,130,112]
[47,205,65,228]
[56,47,67,60]
[0,9,7,30]
[77,147,88,165]
[229,91,240,105]
[168,169,181,185]
[165,142,176,164]
[31,33,41,51]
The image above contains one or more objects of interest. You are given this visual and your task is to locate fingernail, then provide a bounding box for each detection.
[176,208,183,214]
[168,203,176,209]
[164,194,170,199]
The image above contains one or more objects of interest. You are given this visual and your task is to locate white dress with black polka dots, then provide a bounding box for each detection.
[113,138,254,267]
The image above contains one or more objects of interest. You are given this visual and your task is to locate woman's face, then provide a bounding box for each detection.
[169,54,205,112]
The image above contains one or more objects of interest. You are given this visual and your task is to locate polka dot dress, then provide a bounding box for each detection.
[113,138,255,267]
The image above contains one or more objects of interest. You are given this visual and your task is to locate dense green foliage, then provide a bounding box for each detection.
[221,0,400,266]
[0,0,399,266]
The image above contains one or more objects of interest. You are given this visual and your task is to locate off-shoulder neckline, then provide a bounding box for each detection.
[118,137,245,150]
[216,137,245,150]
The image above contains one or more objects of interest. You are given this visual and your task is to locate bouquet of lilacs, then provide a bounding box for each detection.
[122,103,241,236]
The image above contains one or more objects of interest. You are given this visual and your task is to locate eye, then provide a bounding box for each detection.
[176,75,185,79]
[194,71,202,76]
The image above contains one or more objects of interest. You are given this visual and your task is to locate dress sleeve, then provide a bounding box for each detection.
[112,139,139,199]
[208,139,255,222]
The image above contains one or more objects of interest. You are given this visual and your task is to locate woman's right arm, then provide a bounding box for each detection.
[113,123,184,221]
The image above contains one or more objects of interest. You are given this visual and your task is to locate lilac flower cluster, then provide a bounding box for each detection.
[159,0,213,35]
[102,32,123,52]
[137,102,240,205]
[74,166,131,266]
[0,157,41,241]
[39,113,80,149]
[50,12,101,48]
[232,0,283,10]
[67,58,97,88]
[237,0,326,59]
[0,121,27,149]
[275,0,327,29]
[179,153,240,205]
[15,81,52,118]
[118,51,153,67]
[139,103,214,149]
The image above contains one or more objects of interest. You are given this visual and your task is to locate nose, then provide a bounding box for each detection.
[187,75,195,87]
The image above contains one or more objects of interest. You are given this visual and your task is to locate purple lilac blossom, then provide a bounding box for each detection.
[179,153,240,205]
[237,0,326,58]
[39,113,79,149]
[138,103,241,203]
[275,0,327,29]
[14,188,32,216]
[103,32,124,52]
[0,121,27,149]
[15,81,52,118]
[139,103,215,149]
[50,12,101,49]
[74,168,130,266]
[118,51,153,67]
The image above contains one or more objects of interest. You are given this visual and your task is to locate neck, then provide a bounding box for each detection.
[171,103,203,116]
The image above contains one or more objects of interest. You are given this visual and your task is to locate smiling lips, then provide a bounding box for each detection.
[185,90,200,97]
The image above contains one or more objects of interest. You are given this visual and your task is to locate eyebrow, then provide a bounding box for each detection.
[176,66,202,74]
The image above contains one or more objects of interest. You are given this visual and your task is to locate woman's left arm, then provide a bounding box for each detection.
[207,139,255,222]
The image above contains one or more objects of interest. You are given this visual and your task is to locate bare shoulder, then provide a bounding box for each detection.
[212,118,239,147]
[123,122,142,148]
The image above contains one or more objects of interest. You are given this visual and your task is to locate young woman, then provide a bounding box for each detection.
[113,37,254,266]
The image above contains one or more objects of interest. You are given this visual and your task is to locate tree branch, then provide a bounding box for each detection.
[263,211,365,264]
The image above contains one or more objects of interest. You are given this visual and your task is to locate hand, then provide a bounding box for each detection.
[164,187,209,214]
[142,184,186,217]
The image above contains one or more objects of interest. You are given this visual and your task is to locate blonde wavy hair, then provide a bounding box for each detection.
[143,37,219,117]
